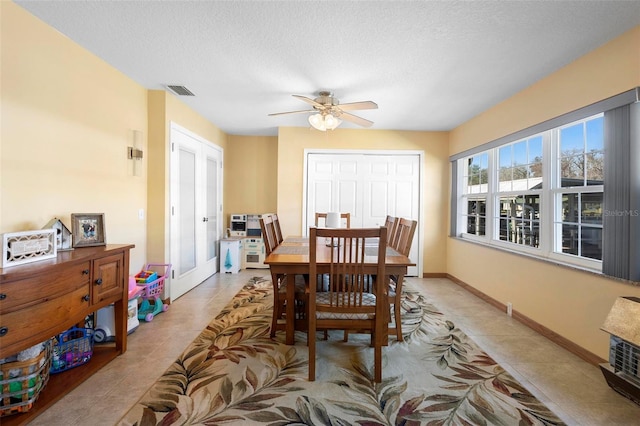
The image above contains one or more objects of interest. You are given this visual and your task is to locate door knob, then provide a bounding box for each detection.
[95,278,103,285]
[202,217,209,222]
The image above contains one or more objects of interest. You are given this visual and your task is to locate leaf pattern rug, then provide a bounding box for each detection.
[119,277,565,425]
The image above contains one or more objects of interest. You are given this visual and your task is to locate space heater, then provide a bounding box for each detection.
[600,296,640,406]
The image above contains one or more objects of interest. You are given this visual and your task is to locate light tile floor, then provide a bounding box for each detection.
[27,271,640,425]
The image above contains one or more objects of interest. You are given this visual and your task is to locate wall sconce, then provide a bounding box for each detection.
[128,130,143,176]
[128,147,143,160]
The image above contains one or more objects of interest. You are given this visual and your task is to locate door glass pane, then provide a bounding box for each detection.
[179,148,196,274]
[206,156,217,261]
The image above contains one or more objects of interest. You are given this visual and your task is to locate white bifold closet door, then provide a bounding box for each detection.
[305,151,422,276]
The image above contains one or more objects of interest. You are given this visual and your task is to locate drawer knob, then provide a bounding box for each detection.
[0,327,8,337]
[0,293,6,300]
[82,269,90,275]
[94,278,103,285]
[82,294,90,302]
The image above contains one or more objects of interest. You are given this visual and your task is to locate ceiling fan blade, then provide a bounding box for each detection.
[337,101,378,111]
[292,94,325,109]
[339,111,374,128]
[268,109,315,116]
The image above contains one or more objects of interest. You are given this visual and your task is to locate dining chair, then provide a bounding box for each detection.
[384,215,399,247]
[307,226,388,382]
[387,217,417,341]
[393,218,417,258]
[260,214,278,256]
[314,212,351,228]
[261,215,285,336]
[261,215,306,337]
[272,213,284,245]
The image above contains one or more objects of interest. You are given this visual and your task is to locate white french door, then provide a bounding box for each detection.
[304,151,422,276]
[170,123,222,300]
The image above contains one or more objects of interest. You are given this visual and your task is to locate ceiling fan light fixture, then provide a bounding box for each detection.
[272,91,375,130]
[309,112,341,131]
[309,113,327,131]
[324,113,341,130]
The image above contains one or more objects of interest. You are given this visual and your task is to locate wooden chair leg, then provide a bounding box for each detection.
[392,274,405,342]
[394,300,403,342]
[374,341,382,383]
[308,324,316,381]
[270,276,280,338]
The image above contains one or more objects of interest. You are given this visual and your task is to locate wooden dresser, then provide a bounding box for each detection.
[0,244,134,425]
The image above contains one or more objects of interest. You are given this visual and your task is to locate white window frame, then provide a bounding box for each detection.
[459,152,490,241]
[547,115,604,270]
[456,114,604,272]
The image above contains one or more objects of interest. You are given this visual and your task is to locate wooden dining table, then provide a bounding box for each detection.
[263,236,415,345]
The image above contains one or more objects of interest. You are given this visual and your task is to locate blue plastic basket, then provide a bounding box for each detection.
[51,327,94,374]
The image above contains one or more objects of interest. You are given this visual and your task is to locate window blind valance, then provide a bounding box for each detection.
[450,88,639,162]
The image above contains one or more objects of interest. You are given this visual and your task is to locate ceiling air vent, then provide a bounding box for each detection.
[166,85,195,96]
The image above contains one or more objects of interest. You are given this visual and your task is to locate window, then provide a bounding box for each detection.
[461,153,488,236]
[456,114,603,268]
[496,136,543,248]
[555,116,604,260]
[450,88,639,280]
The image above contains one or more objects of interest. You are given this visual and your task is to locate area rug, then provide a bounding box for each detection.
[119,277,565,425]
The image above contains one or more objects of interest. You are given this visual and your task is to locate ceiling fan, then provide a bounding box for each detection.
[269,91,378,131]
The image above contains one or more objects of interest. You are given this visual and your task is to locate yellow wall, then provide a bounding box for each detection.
[1,1,148,270]
[276,127,450,274]
[225,135,278,222]
[146,91,228,265]
[447,26,640,359]
[1,2,228,275]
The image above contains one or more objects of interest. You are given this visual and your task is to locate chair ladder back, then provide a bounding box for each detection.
[272,213,284,244]
[259,214,278,256]
[394,218,417,257]
[325,238,368,311]
[314,212,351,228]
[384,215,399,248]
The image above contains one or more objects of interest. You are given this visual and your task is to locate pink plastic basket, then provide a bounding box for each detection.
[141,279,163,299]
[136,263,171,300]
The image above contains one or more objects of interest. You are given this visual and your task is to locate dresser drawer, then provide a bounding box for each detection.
[0,286,90,355]
[0,261,91,314]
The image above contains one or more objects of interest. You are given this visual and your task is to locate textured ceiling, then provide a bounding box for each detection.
[14,1,640,136]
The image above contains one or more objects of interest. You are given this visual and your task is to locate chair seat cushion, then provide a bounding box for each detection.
[315,292,376,319]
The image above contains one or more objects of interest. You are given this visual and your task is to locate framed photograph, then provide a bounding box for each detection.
[71,213,106,248]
